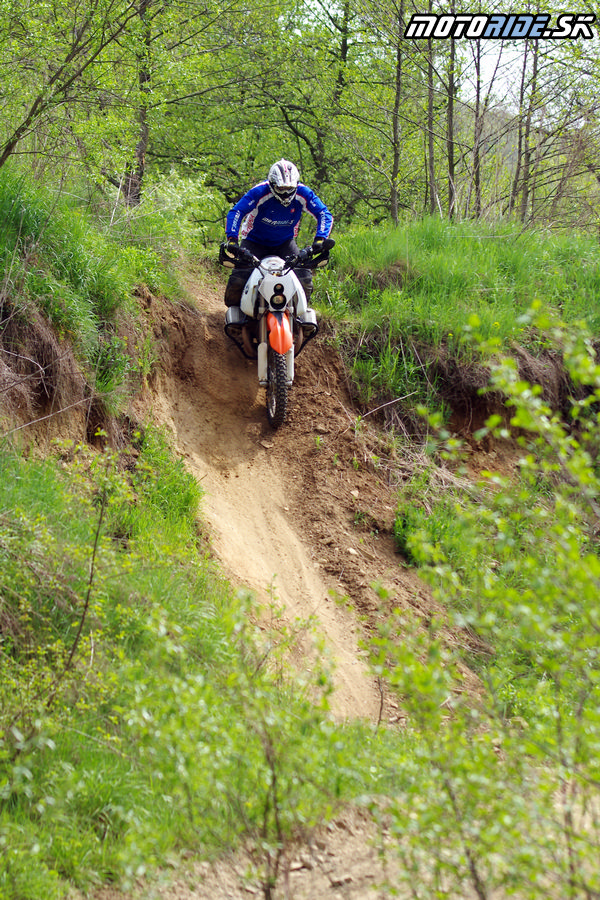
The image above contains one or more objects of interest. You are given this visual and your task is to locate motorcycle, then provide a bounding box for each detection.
[219,238,334,428]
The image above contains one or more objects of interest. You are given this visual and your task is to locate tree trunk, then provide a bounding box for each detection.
[508,48,526,215]
[446,25,456,219]
[333,0,351,107]
[519,40,539,224]
[472,40,483,218]
[390,0,405,225]
[122,0,152,206]
[426,24,437,215]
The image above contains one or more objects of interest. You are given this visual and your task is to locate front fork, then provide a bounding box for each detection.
[257,307,294,387]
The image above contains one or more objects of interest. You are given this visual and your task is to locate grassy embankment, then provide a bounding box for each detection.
[0,174,398,899]
[2,171,600,899]
[318,216,600,742]
[320,219,600,418]
[317,219,600,899]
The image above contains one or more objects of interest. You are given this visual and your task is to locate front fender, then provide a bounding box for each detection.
[267,311,293,355]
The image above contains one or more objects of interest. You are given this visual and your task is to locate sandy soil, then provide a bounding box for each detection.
[133,277,427,723]
[82,810,399,900]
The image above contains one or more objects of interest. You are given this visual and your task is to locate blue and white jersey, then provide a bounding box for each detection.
[226,181,333,247]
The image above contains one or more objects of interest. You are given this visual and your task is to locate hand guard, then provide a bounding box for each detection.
[219,239,240,268]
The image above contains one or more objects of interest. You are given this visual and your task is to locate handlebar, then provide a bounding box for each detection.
[284,238,336,271]
[219,238,335,271]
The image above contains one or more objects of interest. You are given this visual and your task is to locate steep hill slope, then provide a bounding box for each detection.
[4,271,486,900]
[0,264,481,717]
[81,276,484,900]
[131,277,430,721]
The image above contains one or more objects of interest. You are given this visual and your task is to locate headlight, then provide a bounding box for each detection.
[270,283,286,309]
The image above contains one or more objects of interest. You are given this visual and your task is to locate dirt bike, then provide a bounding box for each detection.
[219,238,334,428]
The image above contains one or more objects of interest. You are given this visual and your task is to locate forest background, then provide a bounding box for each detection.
[2,0,599,233]
[2,3,600,900]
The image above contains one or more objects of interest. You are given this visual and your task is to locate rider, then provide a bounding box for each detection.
[222,159,333,311]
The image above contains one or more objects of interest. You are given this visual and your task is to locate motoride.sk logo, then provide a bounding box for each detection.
[404,12,596,40]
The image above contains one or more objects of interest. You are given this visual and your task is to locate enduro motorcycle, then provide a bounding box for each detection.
[219,238,334,428]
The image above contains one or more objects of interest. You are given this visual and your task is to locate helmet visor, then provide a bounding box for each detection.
[270,183,297,204]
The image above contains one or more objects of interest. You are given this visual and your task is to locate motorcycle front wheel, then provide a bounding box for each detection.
[266,348,288,428]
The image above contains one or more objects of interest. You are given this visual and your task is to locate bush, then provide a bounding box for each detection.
[372,310,600,897]
[0,432,393,898]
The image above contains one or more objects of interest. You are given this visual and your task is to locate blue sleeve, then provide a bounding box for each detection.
[297,185,333,239]
[226,182,270,238]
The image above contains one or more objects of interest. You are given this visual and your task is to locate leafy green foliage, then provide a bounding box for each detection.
[375,310,600,897]
[0,0,599,236]
[0,431,396,898]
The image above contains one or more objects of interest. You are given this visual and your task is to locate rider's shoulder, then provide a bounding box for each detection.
[237,181,271,205]
[249,180,271,197]
[296,183,327,206]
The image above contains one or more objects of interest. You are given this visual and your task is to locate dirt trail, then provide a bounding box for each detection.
[85,278,486,900]
[136,276,422,721]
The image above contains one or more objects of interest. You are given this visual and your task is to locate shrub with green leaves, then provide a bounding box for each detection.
[0,430,396,899]
[373,309,600,898]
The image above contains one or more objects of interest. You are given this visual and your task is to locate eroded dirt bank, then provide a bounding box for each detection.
[132,277,431,723]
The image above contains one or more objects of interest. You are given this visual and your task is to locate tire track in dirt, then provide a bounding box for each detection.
[134,279,482,723]
[136,281,397,721]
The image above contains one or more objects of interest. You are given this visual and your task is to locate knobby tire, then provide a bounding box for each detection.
[266,348,288,428]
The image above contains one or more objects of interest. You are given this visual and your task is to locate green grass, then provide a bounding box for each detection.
[0,434,409,897]
[0,169,174,411]
[326,218,600,336]
[316,218,600,414]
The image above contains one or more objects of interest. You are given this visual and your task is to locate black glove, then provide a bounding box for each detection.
[312,238,325,254]
[226,237,239,254]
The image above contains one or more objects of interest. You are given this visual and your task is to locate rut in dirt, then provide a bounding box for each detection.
[135,282,484,720]
[136,288,401,721]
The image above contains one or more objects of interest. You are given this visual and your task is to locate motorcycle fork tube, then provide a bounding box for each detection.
[285,305,294,385]
[257,307,268,385]
[285,348,294,385]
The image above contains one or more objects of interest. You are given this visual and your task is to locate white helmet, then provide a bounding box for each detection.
[268,159,299,206]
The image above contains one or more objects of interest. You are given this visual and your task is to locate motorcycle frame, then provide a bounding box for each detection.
[240,256,307,386]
